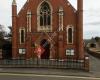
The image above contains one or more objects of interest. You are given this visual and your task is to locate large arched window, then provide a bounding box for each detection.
[67,26,74,44]
[40,2,51,26]
[37,2,52,32]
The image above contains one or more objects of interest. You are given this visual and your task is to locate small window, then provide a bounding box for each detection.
[21,30,24,43]
[67,26,73,44]
[68,28,72,43]
[19,28,25,44]
[66,49,74,56]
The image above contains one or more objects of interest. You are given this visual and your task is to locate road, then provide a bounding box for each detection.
[0,73,100,80]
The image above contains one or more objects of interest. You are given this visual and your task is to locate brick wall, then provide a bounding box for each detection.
[12,0,84,60]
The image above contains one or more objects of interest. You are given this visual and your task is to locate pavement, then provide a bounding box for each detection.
[0,67,99,78]
[0,54,100,78]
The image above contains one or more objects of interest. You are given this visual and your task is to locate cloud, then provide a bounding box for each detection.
[85,21,100,26]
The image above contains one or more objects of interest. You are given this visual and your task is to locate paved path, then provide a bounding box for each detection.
[89,54,100,76]
[90,55,100,72]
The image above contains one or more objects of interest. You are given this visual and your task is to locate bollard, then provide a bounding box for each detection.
[84,56,89,72]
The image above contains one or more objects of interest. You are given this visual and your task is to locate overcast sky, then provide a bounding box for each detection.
[0,0,100,39]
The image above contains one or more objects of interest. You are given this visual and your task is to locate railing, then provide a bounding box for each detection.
[0,49,2,59]
[0,59,85,70]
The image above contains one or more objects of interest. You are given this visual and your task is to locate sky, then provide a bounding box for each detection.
[0,0,100,39]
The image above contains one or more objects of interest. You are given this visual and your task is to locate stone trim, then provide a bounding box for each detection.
[27,11,32,32]
[59,6,64,31]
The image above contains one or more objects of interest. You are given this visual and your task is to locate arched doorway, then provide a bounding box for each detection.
[40,39,50,59]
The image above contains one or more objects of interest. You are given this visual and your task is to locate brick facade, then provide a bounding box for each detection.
[12,0,84,60]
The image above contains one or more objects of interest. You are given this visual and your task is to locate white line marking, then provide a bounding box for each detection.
[0,73,100,80]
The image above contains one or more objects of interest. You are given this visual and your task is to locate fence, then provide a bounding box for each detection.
[0,59,86,70]
[0,49,2,59]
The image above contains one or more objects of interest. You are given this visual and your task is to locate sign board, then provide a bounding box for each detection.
[19,48,26,54]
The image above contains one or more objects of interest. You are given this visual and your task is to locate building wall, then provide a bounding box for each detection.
[12,0,84,60]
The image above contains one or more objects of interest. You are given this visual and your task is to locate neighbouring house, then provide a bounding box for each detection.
[86,38,100,49]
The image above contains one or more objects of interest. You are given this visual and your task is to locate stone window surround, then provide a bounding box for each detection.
[19,27,25,44]
[59,6,64,31]
[37,1,53,32]
[27,11,32,32]
[67,25,74,44]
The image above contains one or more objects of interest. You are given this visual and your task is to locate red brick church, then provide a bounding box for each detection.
[12,0,84,60]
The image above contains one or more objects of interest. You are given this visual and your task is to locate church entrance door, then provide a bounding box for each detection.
[40,39,50,59]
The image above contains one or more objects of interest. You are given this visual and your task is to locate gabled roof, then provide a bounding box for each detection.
[18,1,28,15]
[18,0,77,16]
[66,0,77,11]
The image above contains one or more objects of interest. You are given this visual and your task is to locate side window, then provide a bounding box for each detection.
[19,28,25,44]
[68,28,72,43]
[67,26,73,44]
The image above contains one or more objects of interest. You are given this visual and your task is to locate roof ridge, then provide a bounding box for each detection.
[18,1,28,15]
[65,0,76,11]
